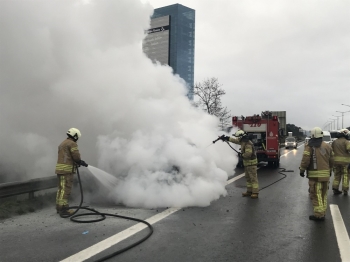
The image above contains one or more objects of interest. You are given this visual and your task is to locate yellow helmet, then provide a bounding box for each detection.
[234,130,247,138]
[67,128,81,141]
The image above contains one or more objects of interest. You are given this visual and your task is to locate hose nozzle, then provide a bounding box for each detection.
[213,135,225,144]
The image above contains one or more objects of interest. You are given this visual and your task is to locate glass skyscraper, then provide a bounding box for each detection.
[143,4,195,100]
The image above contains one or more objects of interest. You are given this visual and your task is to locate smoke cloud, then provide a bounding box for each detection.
[0,0,237,208]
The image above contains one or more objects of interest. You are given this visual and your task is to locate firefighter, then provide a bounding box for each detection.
[331,128,350,195]
[220,130,259,199]
[55,128,88,215]
[299,127,334,221]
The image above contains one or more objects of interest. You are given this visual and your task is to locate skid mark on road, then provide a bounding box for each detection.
[330,204,350,262]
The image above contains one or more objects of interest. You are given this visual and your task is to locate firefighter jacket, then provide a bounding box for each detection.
[55,138,81,174]
[331,137,350,164]
[299,138,334,181]
[229,137,258,166]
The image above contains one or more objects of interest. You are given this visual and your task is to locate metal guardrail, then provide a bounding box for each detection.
[0,176,57,199]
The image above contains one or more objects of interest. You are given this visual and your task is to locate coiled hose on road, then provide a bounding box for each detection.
[60,167,154,262]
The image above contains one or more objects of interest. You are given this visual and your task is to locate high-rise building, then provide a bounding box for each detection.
[142,4,195,99]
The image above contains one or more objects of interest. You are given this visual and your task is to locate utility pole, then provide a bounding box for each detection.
[329,118,337,130]
[332,115,341,130]
[336,109,350,129]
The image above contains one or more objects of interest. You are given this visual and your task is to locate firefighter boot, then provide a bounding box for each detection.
[58,206,75,216]
[242,192,252,197]
[333,189,342,195]
[309,215,325,221]
[250,193,259,199]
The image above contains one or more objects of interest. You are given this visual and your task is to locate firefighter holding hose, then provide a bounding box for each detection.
[220,130,259,199]
[55,128,88,215]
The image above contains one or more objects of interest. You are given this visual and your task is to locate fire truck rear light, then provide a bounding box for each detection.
[272,116,278,121]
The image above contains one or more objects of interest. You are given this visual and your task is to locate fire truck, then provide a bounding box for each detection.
[231,111,282,167]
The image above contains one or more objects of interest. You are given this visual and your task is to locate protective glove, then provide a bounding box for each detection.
[220,135,230,142]
[79,160,88,167]
[300,170,305,177]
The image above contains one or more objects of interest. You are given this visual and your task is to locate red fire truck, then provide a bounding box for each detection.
[231,111,282,167]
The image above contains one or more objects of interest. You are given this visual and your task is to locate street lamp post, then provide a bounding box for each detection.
[332,115,341,130]
[336,110,350,129]
[323,121,332,130]
[329,118,337,130]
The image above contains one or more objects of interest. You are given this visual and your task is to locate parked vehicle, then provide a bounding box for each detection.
[322,131,332,145]
[305,137,310,145]
[231,111,282,167]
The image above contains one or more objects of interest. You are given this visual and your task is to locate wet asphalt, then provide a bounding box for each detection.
[1,143,349,262]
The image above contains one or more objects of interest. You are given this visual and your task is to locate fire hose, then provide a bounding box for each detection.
[212,135,293,190]
[60,166,153,262]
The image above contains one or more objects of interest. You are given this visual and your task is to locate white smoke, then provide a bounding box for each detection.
[0,0,237,207]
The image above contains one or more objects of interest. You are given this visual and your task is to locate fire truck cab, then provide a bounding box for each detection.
[232,111,282,167]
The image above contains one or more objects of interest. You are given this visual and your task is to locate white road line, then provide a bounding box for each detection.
[60,207,180,262]
[330,204,350,262]
[226,174,245,185]
[61,149,292,261]
[62,172,247,261]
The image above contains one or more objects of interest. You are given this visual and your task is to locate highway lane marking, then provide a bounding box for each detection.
[330,204,350,262]
[280,144,304,158]
[61,149,294,261]
[226,173,245,185]
[62,172,247,261]
[60,207,181,262]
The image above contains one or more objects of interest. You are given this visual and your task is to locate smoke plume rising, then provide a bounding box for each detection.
[0,0,237,208]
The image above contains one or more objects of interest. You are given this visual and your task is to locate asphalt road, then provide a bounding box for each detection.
[1,143,350,262]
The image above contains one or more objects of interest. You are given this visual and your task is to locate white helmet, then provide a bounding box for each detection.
[235,130,247,138]
[310,127,323,138]
[67,128,81,141]
[338,129,349,138]
[339,128,349,135]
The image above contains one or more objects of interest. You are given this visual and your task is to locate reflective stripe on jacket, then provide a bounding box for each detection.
[229,137,258,166]
[332,137,350,164]
[299,141,334,181]
[55,138,81,174]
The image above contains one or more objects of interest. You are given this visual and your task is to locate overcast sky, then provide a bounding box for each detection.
[144,0,350,131]
[0,0,348,207]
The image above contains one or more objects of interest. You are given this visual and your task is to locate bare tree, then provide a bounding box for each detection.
[193,77,231,130]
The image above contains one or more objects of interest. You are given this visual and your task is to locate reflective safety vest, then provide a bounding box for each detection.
[332,137,350,164]
[300,141,334,181]
[55,138,81,174]
[229,137,258,166]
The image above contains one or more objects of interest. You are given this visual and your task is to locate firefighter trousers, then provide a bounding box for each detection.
[332,164,349,192]
[56,173,74,209]
[244,165,259,193]
[309,179,329,218]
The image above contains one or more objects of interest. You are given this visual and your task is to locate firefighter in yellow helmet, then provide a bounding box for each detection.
[220,130,259,199]
[55,128,88,216]
[331,128,350,195]
[299,127,334,221]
